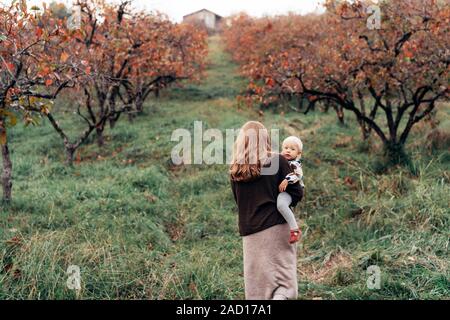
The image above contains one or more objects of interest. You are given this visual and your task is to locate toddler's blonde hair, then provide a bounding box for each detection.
[282,136,303,158]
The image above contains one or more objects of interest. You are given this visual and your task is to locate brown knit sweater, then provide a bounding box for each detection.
[231,154,303,236]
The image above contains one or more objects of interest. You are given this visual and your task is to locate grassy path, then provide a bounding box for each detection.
[0,36,448,299]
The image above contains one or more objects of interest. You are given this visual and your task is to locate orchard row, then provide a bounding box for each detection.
[223,0,449,165]
[0,0,208,201]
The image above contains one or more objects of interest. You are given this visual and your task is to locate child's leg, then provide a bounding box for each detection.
[276,192,299,230]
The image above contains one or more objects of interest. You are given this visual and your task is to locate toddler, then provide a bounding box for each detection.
[277,136,304,244]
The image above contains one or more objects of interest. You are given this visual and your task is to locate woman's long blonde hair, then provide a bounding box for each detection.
[230,121,272,182]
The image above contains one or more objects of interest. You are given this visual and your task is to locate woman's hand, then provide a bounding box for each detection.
[279,179,289,192]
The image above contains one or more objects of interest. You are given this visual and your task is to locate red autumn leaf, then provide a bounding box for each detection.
[45,79,53,86]
[265,77,275,87]
[5,62,15,72]
[39,66,51,77]
[60,52,69,63]
[35,27,43,38]
[404,50,413,58]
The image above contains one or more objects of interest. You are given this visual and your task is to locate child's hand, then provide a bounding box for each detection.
[279,179,288,192]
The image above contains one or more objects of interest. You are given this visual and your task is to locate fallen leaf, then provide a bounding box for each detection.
[60,52,70,63]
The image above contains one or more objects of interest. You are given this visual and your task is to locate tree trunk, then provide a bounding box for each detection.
[1,144,12,203]
[357,91,371,140]
[96,127,104,147]
[361,124,371,140]
[127,98,136,122]
[65,146,76,166]
[357,119,371,141]
[108,92,118,129]
[0,122,12,203]
[383,141,410,166]
[334,104,345,125]
[136,96,144,114]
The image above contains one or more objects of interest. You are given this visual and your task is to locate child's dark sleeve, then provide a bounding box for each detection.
[279,156,303,206]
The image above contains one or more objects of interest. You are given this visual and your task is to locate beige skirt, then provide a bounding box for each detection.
[242,223,298,300]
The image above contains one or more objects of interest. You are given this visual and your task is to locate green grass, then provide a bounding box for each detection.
[0,36,449,300]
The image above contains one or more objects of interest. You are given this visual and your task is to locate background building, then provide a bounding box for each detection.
[183,9,223,33]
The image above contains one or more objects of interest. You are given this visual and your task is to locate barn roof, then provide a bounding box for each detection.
[183,9,223,19]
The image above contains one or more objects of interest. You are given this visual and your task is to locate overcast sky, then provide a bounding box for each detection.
[18,0,326,22]
[136,0,326,22]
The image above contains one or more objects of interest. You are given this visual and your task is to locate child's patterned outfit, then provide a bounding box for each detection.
[285,159,304,188]
[276,157,304,240]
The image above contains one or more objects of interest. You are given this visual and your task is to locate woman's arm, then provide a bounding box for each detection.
[230,180,238,204]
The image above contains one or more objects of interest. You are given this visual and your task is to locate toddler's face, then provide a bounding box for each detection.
[282,143,301,161]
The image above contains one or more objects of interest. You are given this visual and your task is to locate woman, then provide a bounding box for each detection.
[230,121,303,300]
